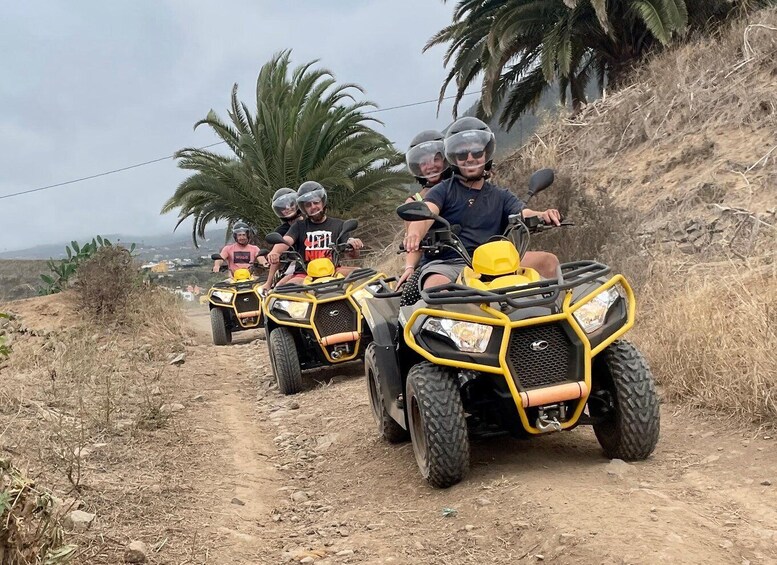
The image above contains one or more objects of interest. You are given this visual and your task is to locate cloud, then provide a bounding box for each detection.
[0,1,460,252]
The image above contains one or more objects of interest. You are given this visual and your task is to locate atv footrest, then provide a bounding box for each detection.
[320,331,359,346]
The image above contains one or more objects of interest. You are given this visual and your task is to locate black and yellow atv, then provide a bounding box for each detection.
[361,169,660,488]
[262,220,386,395]
[207,256,266,346]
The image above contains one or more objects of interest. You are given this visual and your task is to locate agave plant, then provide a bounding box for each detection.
[162,50,412,244]
[428,0,765,129]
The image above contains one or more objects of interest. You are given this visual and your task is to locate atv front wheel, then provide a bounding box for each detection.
[210,308,232,346]
[365,343,409,443]
[269,327,302,395]
[406,362,469,488]
[590,340,660,460]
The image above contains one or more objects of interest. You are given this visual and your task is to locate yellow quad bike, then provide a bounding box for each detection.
[206,254,267,346]
[361,169,660,488]
[262,220,386,395]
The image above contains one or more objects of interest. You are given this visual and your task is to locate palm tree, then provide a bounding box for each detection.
[162,51,411,244]
[427,0,755,130]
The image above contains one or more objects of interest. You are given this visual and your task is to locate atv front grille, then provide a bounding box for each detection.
[314,300,357,338]
[235,292,260,314]
[506,323,580,390]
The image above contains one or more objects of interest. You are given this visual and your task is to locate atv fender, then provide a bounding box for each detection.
[361,298,405,428]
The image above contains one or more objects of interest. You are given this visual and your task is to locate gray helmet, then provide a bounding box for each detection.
[271,187,299,220]
[232,221,252,241]
[406,130,449,184]
[297,181,327,219]
[444,117,495,179]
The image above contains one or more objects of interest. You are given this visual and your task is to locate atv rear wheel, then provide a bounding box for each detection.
[269,327,302,395]
[406,362,469,488]
[590,340,660,460]
[210,308,232,346]
[399,268,422,307]
[365,343,409,443]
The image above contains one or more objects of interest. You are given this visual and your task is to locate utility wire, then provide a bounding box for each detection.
[0,90,478,202]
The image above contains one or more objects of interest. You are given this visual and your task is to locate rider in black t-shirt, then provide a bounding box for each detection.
[404,117,561,289]
[262,181,364,291]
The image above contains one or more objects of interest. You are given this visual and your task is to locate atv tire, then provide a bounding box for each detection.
[400,268,423,307]
[406,362,469,488]
[210,308,232,346]
[365,343,409,443]
[269,327,302,395]
[590,340,660,460]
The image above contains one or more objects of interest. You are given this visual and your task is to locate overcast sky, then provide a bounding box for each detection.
[0,1,469,253]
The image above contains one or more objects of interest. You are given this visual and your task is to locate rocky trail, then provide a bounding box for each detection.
[182,309,776,564]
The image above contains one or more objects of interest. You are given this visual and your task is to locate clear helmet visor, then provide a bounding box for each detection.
[297,187,327,205]
[444,130,495,169]
[406,140,448,179]
[272,192,298,219]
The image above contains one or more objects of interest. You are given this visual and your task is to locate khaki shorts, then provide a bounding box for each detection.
[418,259,467,287]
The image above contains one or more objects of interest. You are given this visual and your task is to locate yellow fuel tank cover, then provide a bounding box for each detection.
[233,268,252,281]
[307,258,336,278]
[472,241,520,276]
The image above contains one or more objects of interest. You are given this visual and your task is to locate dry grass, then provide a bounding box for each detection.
[0,459,76,564]
[634,262,777,426]
[0,286,193,561]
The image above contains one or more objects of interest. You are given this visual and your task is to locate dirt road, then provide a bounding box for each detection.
[185,308,776,564]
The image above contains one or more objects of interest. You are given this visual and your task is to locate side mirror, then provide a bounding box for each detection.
[258,248,269,257]
[210,253,223,261]
[396,201,435,222]
[337,219,359,243]
[527,168,555,199]
[397,201,451,229]
[265,232,285,246]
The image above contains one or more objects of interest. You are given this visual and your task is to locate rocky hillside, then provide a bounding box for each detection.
[496,9,777,425]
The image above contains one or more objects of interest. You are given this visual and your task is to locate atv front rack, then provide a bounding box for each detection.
[213,279,262,291]
[420,261,610,309]
[274,267,378,296]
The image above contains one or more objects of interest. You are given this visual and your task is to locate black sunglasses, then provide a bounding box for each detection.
[454,149,485,161]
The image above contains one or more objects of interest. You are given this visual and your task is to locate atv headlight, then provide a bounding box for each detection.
[423,318,493,353]
[352,284,382,303]
[212,290,234,303]
[273,300,309,320]
[573,284,625,333]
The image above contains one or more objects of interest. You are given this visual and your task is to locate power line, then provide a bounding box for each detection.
[0,90,478,202]
[0,142,225,201]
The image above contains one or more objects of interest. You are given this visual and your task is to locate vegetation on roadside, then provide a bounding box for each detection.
[39,237,136,296]
[0,459,76,565]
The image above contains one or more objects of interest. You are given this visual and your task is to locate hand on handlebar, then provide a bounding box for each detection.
[268,251,280,265]
[540,208,562,226]
[403,233,422,253]
[346,237,363,251]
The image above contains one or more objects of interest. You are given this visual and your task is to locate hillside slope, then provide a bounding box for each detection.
[498,10,777,424]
